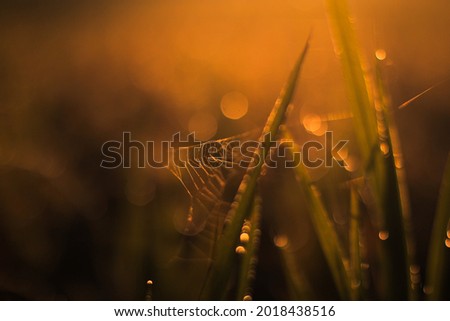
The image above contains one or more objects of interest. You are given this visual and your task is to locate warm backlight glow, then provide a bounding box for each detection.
[235,246,246,254]
[188,112,218,140]
[378,230,390,241]
[220,91,249,120]
[303,113,328,136]
[240,232,250,243]
[375,49,387,61]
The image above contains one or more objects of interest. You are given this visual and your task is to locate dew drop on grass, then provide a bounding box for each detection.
[409,265,420,274]
[351,279,361,289]
[394,157,404,169]
[378,230,389,241]
[235,246,246,255]
[445,238,450,248]
[240,233,250,243]
[410,273,421,284]
[375,49,387,61]
[380,142,390,156]
[423,285,433,295]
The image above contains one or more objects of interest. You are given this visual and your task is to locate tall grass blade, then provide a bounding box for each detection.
[200,38,310,299]
[236,195,262,300]
[374,62,418,299]
[278,249,315,300]
[281,128,351,299]
[349,184,362,300]
[325,0,409,299]
[425,154,450,300]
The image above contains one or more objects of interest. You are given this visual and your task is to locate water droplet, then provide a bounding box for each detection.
[145,280,153,301]
[351,279,361,289]
[423,285,433,295]
[445,238,450,248]
[447,230,450,239]
[235,246,246,255]
[242,225,251,234]
[409,265,420,274]
[375,49,387,61]
[380,142,390,155]
[273,235,289,248]
[410,274,421,284]
[378,230,389,241]
[243,295,252,301]
[220,91,249,120]
[394,157,404,169]
[240,233,250,243]
[187,206,194,222]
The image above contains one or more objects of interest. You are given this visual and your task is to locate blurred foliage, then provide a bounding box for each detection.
[0,0,449,300]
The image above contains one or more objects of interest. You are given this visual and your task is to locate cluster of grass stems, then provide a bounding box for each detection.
[164,0,449,300]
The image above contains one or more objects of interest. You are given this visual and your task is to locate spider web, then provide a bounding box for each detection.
[168,131,257,236]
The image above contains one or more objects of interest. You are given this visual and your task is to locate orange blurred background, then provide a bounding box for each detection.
[0,0,449,299]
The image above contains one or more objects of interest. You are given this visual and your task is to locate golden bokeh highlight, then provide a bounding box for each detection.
[380,142,390,155]
[378,230,390,241]
[302,113,328,136]
[273,234,289,248]
[220,91,249,120]
[188,112,218,141]
[375,49,387,61]
[235,246,246,255]
[240,232,250,243]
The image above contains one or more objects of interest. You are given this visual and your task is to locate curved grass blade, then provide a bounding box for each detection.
[281,128,351,299]
[425,154,450,300]
[236,195,262,300]
[374,61,418,299]
[325,0,409,299]
[349,184,362,300]
[200,38,310,299]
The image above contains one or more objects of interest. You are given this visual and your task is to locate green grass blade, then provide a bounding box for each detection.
[235,195,262,300]
[349,184,362,300]
[278,248,316,300]
[281,128,351,299]
[200,38,310,299]
[325,0,409,299]
[325,0,377,163]
[425,154,450,300]
[374,61,418,299]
